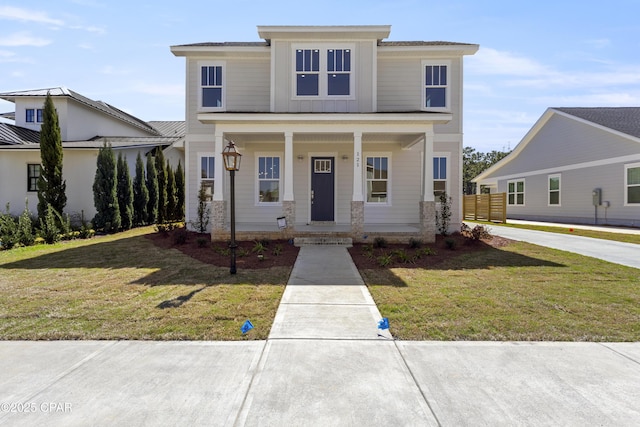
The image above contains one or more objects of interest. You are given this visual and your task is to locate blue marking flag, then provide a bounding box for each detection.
[377,317,389,330]
[241,319,254,335]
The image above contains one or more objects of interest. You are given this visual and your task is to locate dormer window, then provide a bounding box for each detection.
[26,108,44,123]
[294,45,354,99]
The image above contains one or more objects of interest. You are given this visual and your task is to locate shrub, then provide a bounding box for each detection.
[417,247,437,257]
[196,237,209,248]
[17,203,35,247]
[408,237,422,249]
[435,192,452,236]
[0,206,18,250]
[172,227,188,245]
[252,240,267,254]
[445,238,457,250]
[190,182,210,233]
[373,236,388,248]
[377,253,393,267]
[392,249,414,264]
[272,244,283,256]
[39,204,61,244]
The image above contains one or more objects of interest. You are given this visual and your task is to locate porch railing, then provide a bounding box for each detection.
[463,193,507,223]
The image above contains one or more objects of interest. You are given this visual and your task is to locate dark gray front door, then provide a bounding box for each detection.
[311,157,335,221]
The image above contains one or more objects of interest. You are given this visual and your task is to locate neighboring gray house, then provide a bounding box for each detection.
[171,25,478,242]
[0,87,185,220]
[473,107,640,227]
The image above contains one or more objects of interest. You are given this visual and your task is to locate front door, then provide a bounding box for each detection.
[311,157,335,221]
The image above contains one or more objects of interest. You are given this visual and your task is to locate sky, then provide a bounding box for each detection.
[1,0,639,152]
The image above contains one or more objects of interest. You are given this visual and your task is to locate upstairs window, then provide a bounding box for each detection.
[294,45,354,98]
[296,49,320,96]
[36,108,43,123]
[327,48,351,96]
[433,156,447,198]
[423,61,450,110]
[200,63,224,109]
[26,109,35,123]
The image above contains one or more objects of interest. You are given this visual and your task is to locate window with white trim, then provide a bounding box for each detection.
[257,155,281,203]
[198,154,215,201]
[26,109,43,123]
[27,164,40,192]
[294,45,353,98]
[366,156,389,203]
[433,156,447,198]
[548,174,561,206]
[200,62,224,110]
[625,163,640,205]
[507,179,525,205]
[422,61,450,110]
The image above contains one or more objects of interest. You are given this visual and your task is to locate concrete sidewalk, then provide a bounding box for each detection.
[2,237,640,426]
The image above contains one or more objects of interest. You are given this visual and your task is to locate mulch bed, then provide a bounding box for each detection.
[146,228,512,270]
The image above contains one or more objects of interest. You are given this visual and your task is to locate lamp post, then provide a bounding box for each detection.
[222,140,242,274]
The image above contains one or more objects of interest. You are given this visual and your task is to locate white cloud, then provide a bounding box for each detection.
[467,47,551,77]
[0,6,64,26]
[0,32,51,47]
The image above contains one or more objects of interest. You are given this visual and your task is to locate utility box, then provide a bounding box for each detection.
[592,188,602,206]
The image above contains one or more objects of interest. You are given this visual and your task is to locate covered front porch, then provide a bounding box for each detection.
[198,113,450,243]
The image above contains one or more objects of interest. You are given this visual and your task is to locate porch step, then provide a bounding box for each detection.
[293,237,353,247]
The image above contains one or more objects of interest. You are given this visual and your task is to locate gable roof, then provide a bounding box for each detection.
[0,87,161,136]
[148,121,186,136]
[555,107,640,139]
[472,107,640,184]
[0,122,41,145]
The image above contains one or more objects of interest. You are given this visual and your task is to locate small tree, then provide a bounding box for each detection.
[17,200,35,247]
[117,153,134,230]
[146,152,159,224]
[132,152,149,226]
[174,160,185,221]
[191,182,210,233]
[155,148,167,223]
[92,143,121,233]
[0,203,18,250]
[166,161,176,222]
[37,92,67,222]
[39,203,61,244]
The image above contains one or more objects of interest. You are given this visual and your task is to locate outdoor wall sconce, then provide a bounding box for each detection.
[342,154,349,161]
[297,154,304,162]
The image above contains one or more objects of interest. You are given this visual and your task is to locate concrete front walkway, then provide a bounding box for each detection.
[2,236,640,426]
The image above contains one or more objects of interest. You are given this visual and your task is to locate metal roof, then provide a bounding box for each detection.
[148,121,186,136]
[0,122,40,145]
[0,87,161,136]
[554,107,640,139]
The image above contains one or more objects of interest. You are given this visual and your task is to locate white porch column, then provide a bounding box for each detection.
[351,131,365,241]
[352,131,363,201]
[213,130,225,201]
[422,127,435,202]
[283,131,294,201]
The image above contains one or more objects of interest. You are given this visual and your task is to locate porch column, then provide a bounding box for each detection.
[211,130,226,240]
[351,131,365,241]
[420,127,436,242]
[282,131,295,237]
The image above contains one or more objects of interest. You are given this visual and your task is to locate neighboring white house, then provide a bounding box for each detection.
[171,25,478,242]
[0,87,185,221]
[472,107,640,227]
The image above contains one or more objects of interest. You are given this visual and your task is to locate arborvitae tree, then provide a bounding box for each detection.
[166,161,176,222]
[132,152,149,226]
[117,153,134,230]
[174,160,185,221]
[37,92,66,221]
[155,148,167,223]
[92,143,121,233]
[146,152,159,224]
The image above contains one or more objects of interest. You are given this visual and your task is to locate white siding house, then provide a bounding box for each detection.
[171,25,478,242]
[473,108,640,227]
[0,87,184,221]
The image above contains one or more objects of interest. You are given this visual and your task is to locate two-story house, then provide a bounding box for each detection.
[0,87,184,220]
[171,25,478,242]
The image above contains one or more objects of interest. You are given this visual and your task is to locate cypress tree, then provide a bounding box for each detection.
[117,153,134,230]
[132,152,149,226]
[155,148,167,223]
[92,143,121,233]
[37,92,67,221]
[174,160,185,221]
[146,152,159,224]
[166,161,176,222]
